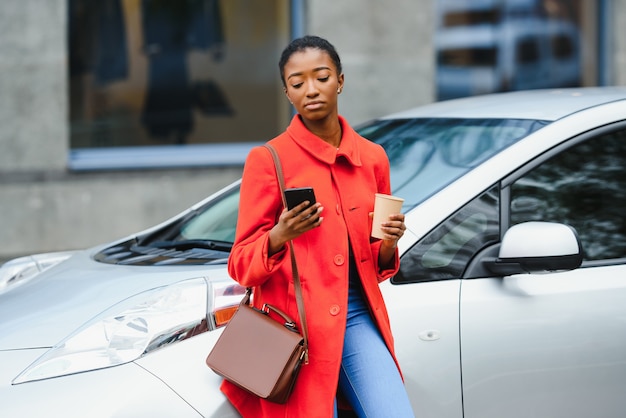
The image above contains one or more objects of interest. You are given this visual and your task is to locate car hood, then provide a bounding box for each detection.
[0,248,231,350]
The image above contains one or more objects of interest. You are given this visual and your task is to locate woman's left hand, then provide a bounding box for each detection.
[379,213,406,249]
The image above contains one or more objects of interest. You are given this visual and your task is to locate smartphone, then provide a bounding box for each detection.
[284,187,316,211]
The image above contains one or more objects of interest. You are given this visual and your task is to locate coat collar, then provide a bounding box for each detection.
[286,115,363,167]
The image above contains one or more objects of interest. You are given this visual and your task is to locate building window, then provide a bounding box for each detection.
[436,0,606,101]
[68,0,292,170]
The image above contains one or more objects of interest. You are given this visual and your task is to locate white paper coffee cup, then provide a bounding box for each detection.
[371,193,404,239]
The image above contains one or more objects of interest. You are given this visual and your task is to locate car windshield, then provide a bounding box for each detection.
[146,117,548,247]
[139,186,240,248]
[360,117,549,210]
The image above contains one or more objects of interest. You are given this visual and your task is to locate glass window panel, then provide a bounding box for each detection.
[358,117,548,210]
[68,0,290,151]
[436,0,598,100]
[396,186,500,283]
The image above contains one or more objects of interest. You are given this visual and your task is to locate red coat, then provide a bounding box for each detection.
[225,115,401,417]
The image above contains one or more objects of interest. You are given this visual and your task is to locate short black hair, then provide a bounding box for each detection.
[279,35,342,86]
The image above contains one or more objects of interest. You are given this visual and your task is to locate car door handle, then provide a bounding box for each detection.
[419,330,441,341]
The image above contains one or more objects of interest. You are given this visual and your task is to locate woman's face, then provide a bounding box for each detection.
[283,48,344,122]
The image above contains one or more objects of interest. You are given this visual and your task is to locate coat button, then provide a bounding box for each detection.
[334,254,345,265]
[329,305,341,316]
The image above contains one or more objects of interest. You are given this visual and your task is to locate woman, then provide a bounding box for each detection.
[226,35,415,418]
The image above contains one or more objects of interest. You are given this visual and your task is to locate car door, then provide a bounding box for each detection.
[381,277,464,418]
[461,124,626,417]
[385,185,502,418]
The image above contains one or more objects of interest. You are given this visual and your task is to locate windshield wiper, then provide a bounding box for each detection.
[150,239,232,252]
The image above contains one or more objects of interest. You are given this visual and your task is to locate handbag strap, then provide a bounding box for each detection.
[264,144,309,363]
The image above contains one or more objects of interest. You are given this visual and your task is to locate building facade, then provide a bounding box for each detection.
[0,0,623,260]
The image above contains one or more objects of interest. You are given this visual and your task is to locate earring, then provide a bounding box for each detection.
[337,88,342,94]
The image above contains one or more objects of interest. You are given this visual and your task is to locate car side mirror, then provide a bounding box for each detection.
[485,221,583,276]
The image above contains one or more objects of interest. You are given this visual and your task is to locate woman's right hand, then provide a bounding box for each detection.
[268,201,323,255]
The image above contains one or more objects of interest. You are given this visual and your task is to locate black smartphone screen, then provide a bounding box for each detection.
[284,187,316,211]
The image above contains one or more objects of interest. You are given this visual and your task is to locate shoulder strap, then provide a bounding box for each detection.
[264,144,309,363]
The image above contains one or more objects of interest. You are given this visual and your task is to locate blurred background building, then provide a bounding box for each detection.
[1,0,625,260]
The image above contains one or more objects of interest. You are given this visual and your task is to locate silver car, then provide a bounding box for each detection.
[2,87,626,417]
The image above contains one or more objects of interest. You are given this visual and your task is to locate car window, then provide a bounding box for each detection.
[95,186,240,265]
[395,186,500,283]
[516,37,540,64]
[552,33,574,59]
[141,185,240,245]
[437,47,498,67]
[358,118,547,211]
[179,189,240,242]
[510,128,626,262]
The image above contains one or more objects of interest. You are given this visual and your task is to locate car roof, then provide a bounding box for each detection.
[383,87,626,122]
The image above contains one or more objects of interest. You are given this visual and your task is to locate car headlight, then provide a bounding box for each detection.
[0,251,76,295]
[13,277,211,384]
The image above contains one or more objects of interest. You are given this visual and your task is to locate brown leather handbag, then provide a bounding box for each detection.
[206,144,309,404]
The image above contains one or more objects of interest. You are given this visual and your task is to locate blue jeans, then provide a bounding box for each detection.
[333,282,415,418]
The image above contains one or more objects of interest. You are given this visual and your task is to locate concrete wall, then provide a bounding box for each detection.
[0,0,67,172]
[308,0,435,125]
[1,168,244,259]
